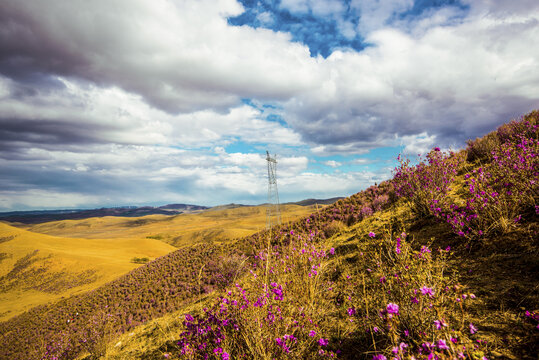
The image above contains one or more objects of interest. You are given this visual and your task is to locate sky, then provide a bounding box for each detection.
[1,0,538,211]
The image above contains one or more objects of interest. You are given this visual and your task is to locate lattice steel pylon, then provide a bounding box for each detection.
[266,150,281,229]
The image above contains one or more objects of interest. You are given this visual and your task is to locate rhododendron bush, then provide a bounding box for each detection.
[394,112,538,239]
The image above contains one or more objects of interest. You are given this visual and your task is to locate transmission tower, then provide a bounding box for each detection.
[266,150,281,229]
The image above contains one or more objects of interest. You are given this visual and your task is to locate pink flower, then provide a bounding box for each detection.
[469,323,477,334]
[368,232,376,238]
[434,319,447,330]
[437,339,449,350]
[386,303,399,315]
[318,338,329,346]
[420,286,435,297]
[309,330,316,337]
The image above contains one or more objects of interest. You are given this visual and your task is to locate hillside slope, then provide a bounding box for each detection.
[0,222,176,321]
[0,111,537,360]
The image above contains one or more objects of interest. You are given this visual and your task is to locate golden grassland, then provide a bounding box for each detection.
[21,204,316,247]
[0,222,176,322]
[0,204,316,322]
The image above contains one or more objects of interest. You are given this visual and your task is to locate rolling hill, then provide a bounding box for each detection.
[21,203,318,247]
[0,222,176,321]
[0,203,318,322]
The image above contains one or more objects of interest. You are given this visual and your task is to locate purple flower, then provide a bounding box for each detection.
[329,247,335,255]
[347,307,356,316]
[469,323,477,334]
[395,237,402,254]
[372,355,387,360]
[318,338,329,346]
[399,342,408,352]
[420,286,435,297]
[222,352,230,360]
[283,334,296,342]
[420,246,431,254]
[386,303,399,315]
[368,232,376,238]
[434,319,447,330]
[437,339,449,350]
[309,330,316,337]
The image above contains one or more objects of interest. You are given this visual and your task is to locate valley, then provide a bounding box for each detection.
[0,203,319,322]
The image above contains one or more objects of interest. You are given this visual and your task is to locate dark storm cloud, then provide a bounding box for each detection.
[0,119,114,150]
[0,0,318,114]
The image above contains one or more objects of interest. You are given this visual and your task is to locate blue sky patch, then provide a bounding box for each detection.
[229,0,365,57]
[229,0,469,57]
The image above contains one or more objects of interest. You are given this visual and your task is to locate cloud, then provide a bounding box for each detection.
[0,75,304,155]
[397,132,437,156]
[323,160,341,167]
[351,0,414,34]
[280,0,346,17]
[0,72,309,210]
[0,0,319,114]
[3,0,536,156]
[284,5,539,152]
[0,189,99,210]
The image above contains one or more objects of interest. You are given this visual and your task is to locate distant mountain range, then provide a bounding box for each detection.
[0,198,343,224]
[0,204,208,224]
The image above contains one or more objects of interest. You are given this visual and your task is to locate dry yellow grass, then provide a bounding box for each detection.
[22,204,316,247]
[0,204,316,322]
[0,222,176,321]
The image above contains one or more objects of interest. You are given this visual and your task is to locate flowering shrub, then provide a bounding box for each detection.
[175,232,338,359]
[393,112,537,239]
[4,113,537,359]
[341,231,487,359]
[393,149,465,217]
[433,117,538,238]
[39,331,74,360]
[466,132,500,163]
[76,310,119,359]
